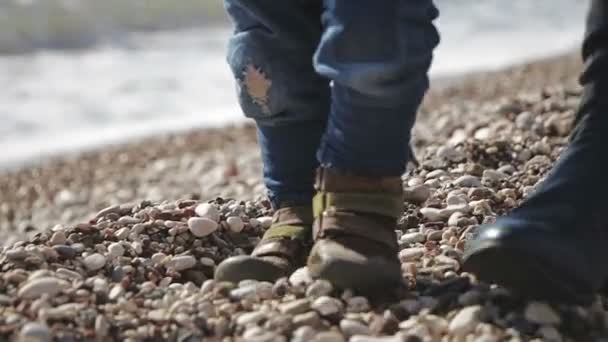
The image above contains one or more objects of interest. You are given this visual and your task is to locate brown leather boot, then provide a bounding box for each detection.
[307,168,404,294]
[215,206,313,283]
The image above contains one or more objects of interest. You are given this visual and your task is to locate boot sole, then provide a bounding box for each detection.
[463,239,594,305]
[214,255,289,283]
[309,258,402,296]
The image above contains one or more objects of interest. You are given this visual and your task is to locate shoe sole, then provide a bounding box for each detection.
[462,239,594,305]
[309,258,402,296]
[214,256,288,283]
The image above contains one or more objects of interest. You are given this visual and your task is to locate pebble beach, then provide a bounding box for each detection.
[2,53,607,341]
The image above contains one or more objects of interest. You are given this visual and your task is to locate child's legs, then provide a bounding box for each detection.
[225,0,330,209]
[314,0,440,176]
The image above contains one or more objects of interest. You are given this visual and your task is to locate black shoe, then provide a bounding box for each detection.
[464,0,608,304]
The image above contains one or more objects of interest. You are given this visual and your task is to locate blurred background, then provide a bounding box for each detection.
[0,0,589,169]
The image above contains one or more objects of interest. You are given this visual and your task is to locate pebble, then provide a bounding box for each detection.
[187,217,218,237]
[18,277,69,299]
[279,299,311,315]
[49,231,66,245]
[346,297,370,313]
[340,319,371,337]
[399,248,426,262]
[227,216,245,233]
[454,175,482,188]
[516,111,534,130]
[195,203,220,222]
[237,311,267,326]
[114,227,130,240]
[19,322,52,342]
[166,255,197,271]
[420,207,442,221]
[257,216,273,229]
[95,315,109,338]
[448,305,482,337]
[400,232,426,246]
[291,326,317,342]
[83,253,107,271]
[311,296,344,317]
[306,280,334,299]
[314,331,345,342]
[403,185,431,204]
[289,267,313,287]
[107,242,125,258]
[524,302,561,325]
[482,169,508,181]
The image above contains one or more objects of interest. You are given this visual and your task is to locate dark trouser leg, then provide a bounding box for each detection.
[463,0,608,304]
[224,0,329,209]
[314,0,439,176]
[307,0,439,293]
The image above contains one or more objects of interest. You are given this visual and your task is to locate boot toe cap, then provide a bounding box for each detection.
[215,255,290,283]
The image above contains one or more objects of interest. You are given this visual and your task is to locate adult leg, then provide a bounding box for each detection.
[307,0,440,292]
[215,0,329,283]
[463,0,608,304]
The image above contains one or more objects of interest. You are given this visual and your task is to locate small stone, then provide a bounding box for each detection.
[436,145,465,162]
[291,326,317,342]
[448,305,482,337]
[482,169,508,181]
[340,319,371,337]
[148,309,168,322]
[188,217,218,237]
[114,227,130,240]
[516,111,534,130]
[346,296,370,313]
[279,299,311,315]
[18,277,69,299]
[399,248,426,262]
[289,267,313,287]
[237,311,267,326]
[538,325,562,341]
[420,207,442,221]
[257,216,273,229]
[350,335,402,342]
[454,175,482,188]
[306,280,334,299]
[227,216,245,233]
[107,243,125,258]
[83,253,107,271]
[400,232,426,246]
[95,315,109,338]
[19,322,52,342]
[195,203,220,222]
[49,231,66,245]
[314,331,345,342]
[524,302,561,325]
[403,185,431,204]
[108,284,125,301]
[166,255,197,272]
[312,296,344,317]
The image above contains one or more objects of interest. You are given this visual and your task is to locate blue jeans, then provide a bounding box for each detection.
[224,0,440,208]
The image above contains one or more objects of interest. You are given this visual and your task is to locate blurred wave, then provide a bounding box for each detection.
[0,0,226,53]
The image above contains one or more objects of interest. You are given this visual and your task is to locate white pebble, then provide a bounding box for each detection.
[399,248,426,262]
[257,216,273,229]
[188,217,218,237]
[420,207,442,221]
[454,175,482,188]
[400,232,426,246]
[166,255,197,271]
[107,243,125,258]
[18,277,69,299]
[83,253,107,271]
[195,203,220,222]
[19,322,52,342]
[289,267,313,287]
[340,319,371,337]
[227,216,245,233]
[312,296,344,317]
[448,305,482,337]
